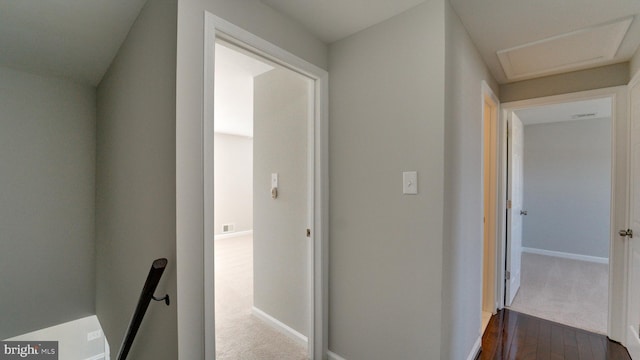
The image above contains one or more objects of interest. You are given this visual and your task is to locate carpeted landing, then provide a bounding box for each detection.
[215,235,308,360]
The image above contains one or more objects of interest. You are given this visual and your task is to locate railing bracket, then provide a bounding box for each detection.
[152,294,170,306]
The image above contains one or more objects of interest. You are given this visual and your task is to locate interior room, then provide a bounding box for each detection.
[213,42,312,359]
[506,98,613,334]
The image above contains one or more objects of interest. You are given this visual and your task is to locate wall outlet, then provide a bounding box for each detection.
[87,329,102,342]
[222,224,235,233]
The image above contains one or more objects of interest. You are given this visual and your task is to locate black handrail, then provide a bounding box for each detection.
[117,258,170,360]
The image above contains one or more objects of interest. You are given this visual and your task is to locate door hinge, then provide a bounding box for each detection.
[505,271,511,280]
[507,200,512,209]
[306,229,311,238]
[619,229,633,238]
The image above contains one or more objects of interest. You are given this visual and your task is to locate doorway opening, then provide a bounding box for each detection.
[481,82,499,334]
[213,40,314,359]
[204,14,328,360]
[501,96,614,334]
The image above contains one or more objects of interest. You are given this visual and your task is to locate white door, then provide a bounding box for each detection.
[626,76,640,358]
[505,113,524,306]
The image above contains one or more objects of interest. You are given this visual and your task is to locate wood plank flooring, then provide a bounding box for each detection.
[480,309,631,360]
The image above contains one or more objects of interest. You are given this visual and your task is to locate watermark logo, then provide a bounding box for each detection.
[0,342,57,359]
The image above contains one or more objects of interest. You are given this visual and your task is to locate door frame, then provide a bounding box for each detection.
[497,86,628,342]
[481,81,500,316]
[203,12,329,360]
[625,70,640,355]
[504,111,524,307]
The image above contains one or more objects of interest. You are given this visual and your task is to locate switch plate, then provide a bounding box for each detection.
[271,173,278,188]
[403,171,418,195]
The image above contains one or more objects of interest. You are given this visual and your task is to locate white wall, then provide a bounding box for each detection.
[522,118,611,258]
[95,0,178,358]
[214,43,273,137]
[442,4,500,359]
[214,133,253,236]
[214,72,253,137]
[176,0,327,357]
[328,1,445,358]
[6,316,107,360]
[0,66,96,340]
[253,68,310,337]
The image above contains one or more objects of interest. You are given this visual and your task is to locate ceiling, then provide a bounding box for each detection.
[262,0,640,84]
[2,0,639,87]
[0,0,147,86]
[448,0,640,84]
[260,0,426,43]
[514,98,612,126]
[215,43,273,137]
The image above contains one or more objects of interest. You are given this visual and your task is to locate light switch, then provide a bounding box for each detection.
[271,173,278,188]
[403,171,418,195]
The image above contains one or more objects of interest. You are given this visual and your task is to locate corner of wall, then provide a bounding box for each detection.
[95,0,178,358]
[442,1,499,359]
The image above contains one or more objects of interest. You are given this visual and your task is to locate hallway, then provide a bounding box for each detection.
[480,310,630,359]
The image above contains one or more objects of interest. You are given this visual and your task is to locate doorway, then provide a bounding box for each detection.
[508,98,612,333]
[203,12,329,360]
[213,40,313,359]
[481,82,499,334]
[497,87,628,341]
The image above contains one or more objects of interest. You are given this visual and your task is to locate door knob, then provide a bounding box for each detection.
[520,210,528,216]
[619,229,633,238]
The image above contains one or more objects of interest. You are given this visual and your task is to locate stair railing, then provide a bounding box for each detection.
[117,258,170,360]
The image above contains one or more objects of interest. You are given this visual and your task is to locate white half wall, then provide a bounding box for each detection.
[214,133,253,236]
[6,316,107,360]
[522,118,611,258]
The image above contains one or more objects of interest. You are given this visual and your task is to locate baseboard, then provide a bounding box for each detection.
[522,247,608,264]
[214,230,253,240]
[84,354,106,360]
[251,306,308,347]
[467,335,482,360]
[327,350,347,360]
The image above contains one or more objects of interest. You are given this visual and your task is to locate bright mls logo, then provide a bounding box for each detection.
[0,342,57,359]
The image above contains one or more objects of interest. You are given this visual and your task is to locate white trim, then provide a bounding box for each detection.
[204,11,329,360]
[84,354,106,360]
[213,230,253,240]
[624,70,639,353]
[466,336,482,360]
[522,247,609,264]
[203,14,216,359]
[252,306,308,346]
[327,350,348,360]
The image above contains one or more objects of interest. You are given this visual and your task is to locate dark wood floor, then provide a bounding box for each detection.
[480,309,631,360]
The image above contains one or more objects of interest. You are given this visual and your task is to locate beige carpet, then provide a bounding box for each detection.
[215,235,308,360]
[508,252,608,334]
